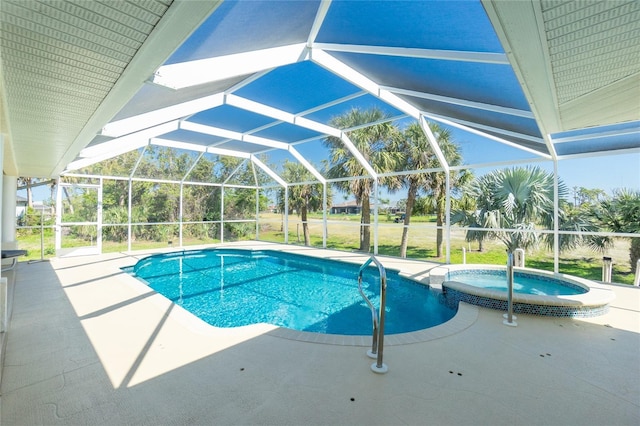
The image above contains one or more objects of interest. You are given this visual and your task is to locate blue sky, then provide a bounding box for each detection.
[448,126,640,194]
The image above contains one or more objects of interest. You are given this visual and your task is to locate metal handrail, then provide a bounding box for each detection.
[358,255,388,373]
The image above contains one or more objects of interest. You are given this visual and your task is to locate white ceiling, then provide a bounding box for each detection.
[0,0,222,177]
[0,0,638,179]
[484,0,640,136]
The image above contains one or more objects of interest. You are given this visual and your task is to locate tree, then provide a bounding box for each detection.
[592,189,640,273]
[324,107,401,252]
[572,186,606,208]
[390,121,468,257]
[17,177,35,208]
[453,166,567,253]
[278,161,329,246]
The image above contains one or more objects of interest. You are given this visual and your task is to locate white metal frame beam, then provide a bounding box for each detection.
[419,115,450,173]
[422,112,552,159]
[312,43,510,65]
[251,155,287,187]
[101,93,225,137]
[381,85,534,119]
[152,43,310,90]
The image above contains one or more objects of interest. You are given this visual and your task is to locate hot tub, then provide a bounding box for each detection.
[429,264,615,318]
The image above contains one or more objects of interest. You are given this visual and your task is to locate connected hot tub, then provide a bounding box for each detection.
[430,264,615,318]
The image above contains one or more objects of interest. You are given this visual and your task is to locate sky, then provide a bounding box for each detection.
[448,127,640,195]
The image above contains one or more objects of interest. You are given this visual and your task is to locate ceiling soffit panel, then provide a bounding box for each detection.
[0,0,172,177]
[483,0,640,135]
[558,76,640,131]
[541,0,639,104]
[542,0,640,131]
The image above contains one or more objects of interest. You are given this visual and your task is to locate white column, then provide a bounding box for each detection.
[2,175,17,245]
[55,179,62,250]
[0,136,4,247]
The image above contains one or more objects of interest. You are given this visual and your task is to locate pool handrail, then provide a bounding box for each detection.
[358,255,388,374]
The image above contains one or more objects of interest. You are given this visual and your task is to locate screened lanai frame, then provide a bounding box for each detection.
[58,133,637,276]
[51,0,639,275]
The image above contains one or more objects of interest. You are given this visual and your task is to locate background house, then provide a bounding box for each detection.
[330,200,361,215]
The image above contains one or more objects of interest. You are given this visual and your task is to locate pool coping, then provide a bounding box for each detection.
[265,302,478,346]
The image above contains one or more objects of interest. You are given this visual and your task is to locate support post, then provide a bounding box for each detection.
[220,185,225,243]
[0,277,7,333]
[179,183,184,247]
[602,257,612,283]
[127,179,132,252]
[503,251,518,327]
[322,183,327,249]
[284,186,289,244]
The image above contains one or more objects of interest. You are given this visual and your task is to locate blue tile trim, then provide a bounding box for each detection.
[443,287,609,318]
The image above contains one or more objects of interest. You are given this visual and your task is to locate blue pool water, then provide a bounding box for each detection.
[447,270,587,296]
[127,249,456,335]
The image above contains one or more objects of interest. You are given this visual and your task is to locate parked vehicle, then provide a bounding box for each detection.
[394,213,406,223]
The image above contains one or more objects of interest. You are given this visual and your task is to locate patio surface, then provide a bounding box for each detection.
[1,242,639,425]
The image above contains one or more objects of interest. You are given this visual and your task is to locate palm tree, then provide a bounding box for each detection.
[17,177,35,208]
[454,166,567,253]
[324,107,400,252]
[404,122,468,258]
[278,161,329,246]
[451,192,491,252]
[592,189,640,273]
[390,122,438,257]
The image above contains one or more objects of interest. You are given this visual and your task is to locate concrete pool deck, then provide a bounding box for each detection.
[1,241,639,425]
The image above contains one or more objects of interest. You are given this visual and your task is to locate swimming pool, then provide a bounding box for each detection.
[127,249,456,335]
